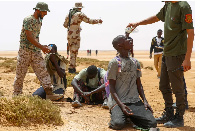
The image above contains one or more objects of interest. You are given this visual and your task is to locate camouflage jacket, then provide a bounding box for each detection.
[20,15,42,52]
[63,12,100,38]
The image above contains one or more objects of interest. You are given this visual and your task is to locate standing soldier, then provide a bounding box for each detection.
[63,2,103,73]
[13,2,59,100]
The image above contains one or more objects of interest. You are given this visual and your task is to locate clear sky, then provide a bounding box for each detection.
[0,0,196,51]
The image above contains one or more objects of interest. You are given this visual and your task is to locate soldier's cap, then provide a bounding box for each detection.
[73,2,84,9]
[33,2,50,12]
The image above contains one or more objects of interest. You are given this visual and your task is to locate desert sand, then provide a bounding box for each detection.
[0,50,195,131]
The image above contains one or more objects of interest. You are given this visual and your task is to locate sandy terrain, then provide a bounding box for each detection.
[0,50,195,131]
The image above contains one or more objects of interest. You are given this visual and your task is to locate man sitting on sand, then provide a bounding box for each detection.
[71,65,108,108]
[33,44,68,101]
[107,35,158,130]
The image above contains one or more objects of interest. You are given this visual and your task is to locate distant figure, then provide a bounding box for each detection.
[96,50,98,56]
[63,2,103,73]
[90,49,92,56]
[87,49,89,56]
[149,29,164,78]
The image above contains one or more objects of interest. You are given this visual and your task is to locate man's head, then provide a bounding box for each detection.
[157,29,163,38]
[112,35,133,52]
[86,65,98,79]
[48,44,57,53]
[33,2,50,19]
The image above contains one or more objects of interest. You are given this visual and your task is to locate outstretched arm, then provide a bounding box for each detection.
[127,15,160,31]
[81,13,103,24]
[25,30,50,54]
[85,84,105,96]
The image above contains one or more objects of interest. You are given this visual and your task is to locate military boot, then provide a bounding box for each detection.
[164,112,184,128]
[68,68,75,74]
[156,107,174,124]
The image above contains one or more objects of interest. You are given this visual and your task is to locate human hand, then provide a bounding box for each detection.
[41,45,51,54]
[182,59,191,72]
[81,92,90,103]
[144,101,153,113]
[149,54,152,59]
[126,23,138,32]
[99,19,103,24]
[121,103,134,116]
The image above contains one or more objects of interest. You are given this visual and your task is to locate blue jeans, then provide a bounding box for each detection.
[32,86,64,100]
[109,100,157,130]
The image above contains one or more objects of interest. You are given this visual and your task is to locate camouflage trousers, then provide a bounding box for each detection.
[68,37,80,69]
[13,48,52,95]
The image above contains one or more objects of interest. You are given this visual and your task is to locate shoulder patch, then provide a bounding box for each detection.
[185,14,192,23]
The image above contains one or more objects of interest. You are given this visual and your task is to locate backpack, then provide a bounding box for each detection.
[104,56,140,98]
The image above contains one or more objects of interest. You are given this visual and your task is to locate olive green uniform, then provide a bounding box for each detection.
[156,1,193,116]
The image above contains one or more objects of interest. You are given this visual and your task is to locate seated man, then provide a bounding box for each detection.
[33,44,68,101]
[71,65,108,108]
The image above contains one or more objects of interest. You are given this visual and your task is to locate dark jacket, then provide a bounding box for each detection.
[150,36,164,54]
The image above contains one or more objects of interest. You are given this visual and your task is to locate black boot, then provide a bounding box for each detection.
[164,112,184,128]
[156,107,174,124]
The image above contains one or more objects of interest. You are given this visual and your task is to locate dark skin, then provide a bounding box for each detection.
[149,30,163,59]
[110,37,153,116]
[49,47,66,79]
[71,70,106,103]
[25,9,50,54]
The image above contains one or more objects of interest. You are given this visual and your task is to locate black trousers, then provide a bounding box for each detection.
[159,55,185,116]
[109,100,157,130]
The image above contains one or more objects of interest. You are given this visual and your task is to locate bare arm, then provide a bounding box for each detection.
[182,29,194,72]
[127,15,160,31]
[49,54,65,78]
[136,78,153,113]
[86,84,105,96]
[25,30,50,54]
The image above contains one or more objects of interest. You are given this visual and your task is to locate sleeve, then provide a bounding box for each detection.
[156,4,167,22]
[181,3,194,30]
[63,15,69,28]
[100,68,107,79]
[74,68,87,82]
[23,18,33,31]
[150,38,154,54]
[136,60,142,78]
[107,59,118,80]
[80,12,100,24]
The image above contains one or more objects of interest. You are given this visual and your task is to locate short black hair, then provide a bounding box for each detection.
[112,35,126,50]
[157,29,163,32]
[48,44,57,51]
[87,65,97,75]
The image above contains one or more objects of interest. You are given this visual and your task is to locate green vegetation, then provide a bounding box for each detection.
[0,96,63,126]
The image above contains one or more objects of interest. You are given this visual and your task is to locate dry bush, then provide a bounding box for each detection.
[0,91,3,97]
[144,66,153,70]
[0,58,17,72]
[0,96,63,126]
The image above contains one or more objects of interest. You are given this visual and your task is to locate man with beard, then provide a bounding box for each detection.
[13,2,59,100]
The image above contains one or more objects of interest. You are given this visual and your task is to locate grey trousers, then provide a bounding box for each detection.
[109,100,157,130]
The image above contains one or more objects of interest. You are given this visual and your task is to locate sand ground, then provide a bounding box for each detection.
[0,50,195,131]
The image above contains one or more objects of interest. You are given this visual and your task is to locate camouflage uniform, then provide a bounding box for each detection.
[13,15,52,95]
[63,11,101,69]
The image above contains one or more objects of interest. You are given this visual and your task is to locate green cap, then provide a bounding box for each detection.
[33,2,50,12]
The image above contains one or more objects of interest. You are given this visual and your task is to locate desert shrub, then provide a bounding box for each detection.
[144,66,153,70]
[0,96,63,126]
[0,58,17,72]
[77,57,109,71]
